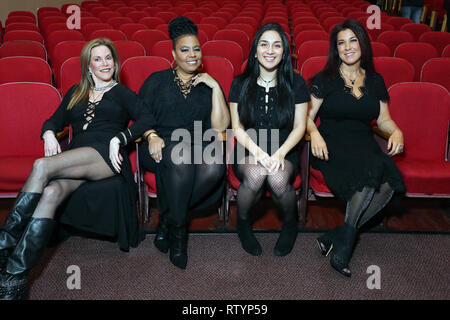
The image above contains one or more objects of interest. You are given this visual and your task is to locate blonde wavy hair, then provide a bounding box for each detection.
[67,38,121,110]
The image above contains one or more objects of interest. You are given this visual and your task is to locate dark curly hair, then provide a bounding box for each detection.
[168,16,198,47]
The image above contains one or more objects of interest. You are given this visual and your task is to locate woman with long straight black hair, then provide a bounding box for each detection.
[307,19,405,277]
[229,23,310,257]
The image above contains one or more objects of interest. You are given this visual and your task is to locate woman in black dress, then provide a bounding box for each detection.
[138,17,229,269]
[307,19,406,277]
[0,38,152,299]
[229,23,310,257]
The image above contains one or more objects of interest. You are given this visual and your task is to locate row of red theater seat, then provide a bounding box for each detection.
[1,80,448,226]
[0,42,449,95]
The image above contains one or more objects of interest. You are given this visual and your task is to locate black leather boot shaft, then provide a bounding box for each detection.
[6,218,56,275]
[0,192,42,251]
[169,224,188,269]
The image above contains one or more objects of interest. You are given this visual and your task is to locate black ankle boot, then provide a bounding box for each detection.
[236,217,262,256]
[274,220,298,256]
[316,226,342,256]
[329,223,358,278]
[0,192,41,270]
[1,218,56,300]
[169,224,188,269]
[154,211,170,253]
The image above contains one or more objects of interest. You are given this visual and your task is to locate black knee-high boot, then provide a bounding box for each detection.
[169,224,188,269]
[329,223,358,277]
[0,218,56,300]
[0,192,42,269]
[154,207,170,254]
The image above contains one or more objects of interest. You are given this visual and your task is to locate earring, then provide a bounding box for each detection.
[88,69,93,76]
[170,60,176,69]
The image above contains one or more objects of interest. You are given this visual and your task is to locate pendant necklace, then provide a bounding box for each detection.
[259,75,276,113]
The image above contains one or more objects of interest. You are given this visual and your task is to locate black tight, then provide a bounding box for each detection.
[236,156,297,222]
[156,142,225,226]
[22,147,115,219]
[345,182,395,229]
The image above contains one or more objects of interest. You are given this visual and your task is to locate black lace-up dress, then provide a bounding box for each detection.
[228,73,310,179]
[310,72,405,200]
[41,84,154,251]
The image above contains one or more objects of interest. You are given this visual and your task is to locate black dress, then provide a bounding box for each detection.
[138,68,225,211]
[41,84,154,251]
[310,71,406,200]
[228,73,310,179]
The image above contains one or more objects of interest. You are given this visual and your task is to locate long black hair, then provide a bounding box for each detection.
[311,19,375,83]
[237,23,295,129]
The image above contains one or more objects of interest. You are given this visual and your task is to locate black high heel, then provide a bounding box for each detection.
[329,223,358,277]
[168,224,188,269]
[316,226,341,256]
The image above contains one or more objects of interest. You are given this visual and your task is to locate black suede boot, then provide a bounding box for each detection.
[236,217,262,256]
[274,219,298,256]
[0,192,41,270]
[329,223,358,277]
[0,218,56,300]
[154,209,170,254]
[169,224,188,269]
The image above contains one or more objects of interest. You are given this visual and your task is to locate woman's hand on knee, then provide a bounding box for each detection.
[109,137,123,173]
[43,131,61,157]
[148,136,165,163]
[270,150,286,172]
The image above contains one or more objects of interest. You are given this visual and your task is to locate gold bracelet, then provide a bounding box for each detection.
[147,132,159,142]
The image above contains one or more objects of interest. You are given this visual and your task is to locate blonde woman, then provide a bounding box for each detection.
[0,38,153,299]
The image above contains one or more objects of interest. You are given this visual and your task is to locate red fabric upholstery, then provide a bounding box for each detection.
[442,44,450,58]
[151,40,174,65]
[294,30,329,49]
[88,29,126,41]
[52,40,86,85]
[81,23,113,39]
[113,40,146,64]
[131,29,169,57]
[388,82,450,196]
[0,83,61,192]
[201,56,234,100]
[120,56,171,94]
[300,56,327,86]
[420,58,450,92]
[118,23,147,41]
[201,40,244,77]
[0,57,52,85]
[371,41,392,57]
[0,40,46,60]
[3,30,43,44]
[138,17,166,29]
[213,29,251,58]
[373,57,414,89]
[5,23,40,33]
[46,29,84,62]
[400,23,432,41]
[377,31,414,54]
[419,31,450,56]
[386,17,413,30]
[59,56,81,96]
[394,42,439,81]
[106,16,133,30]
[295,40,329,71]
